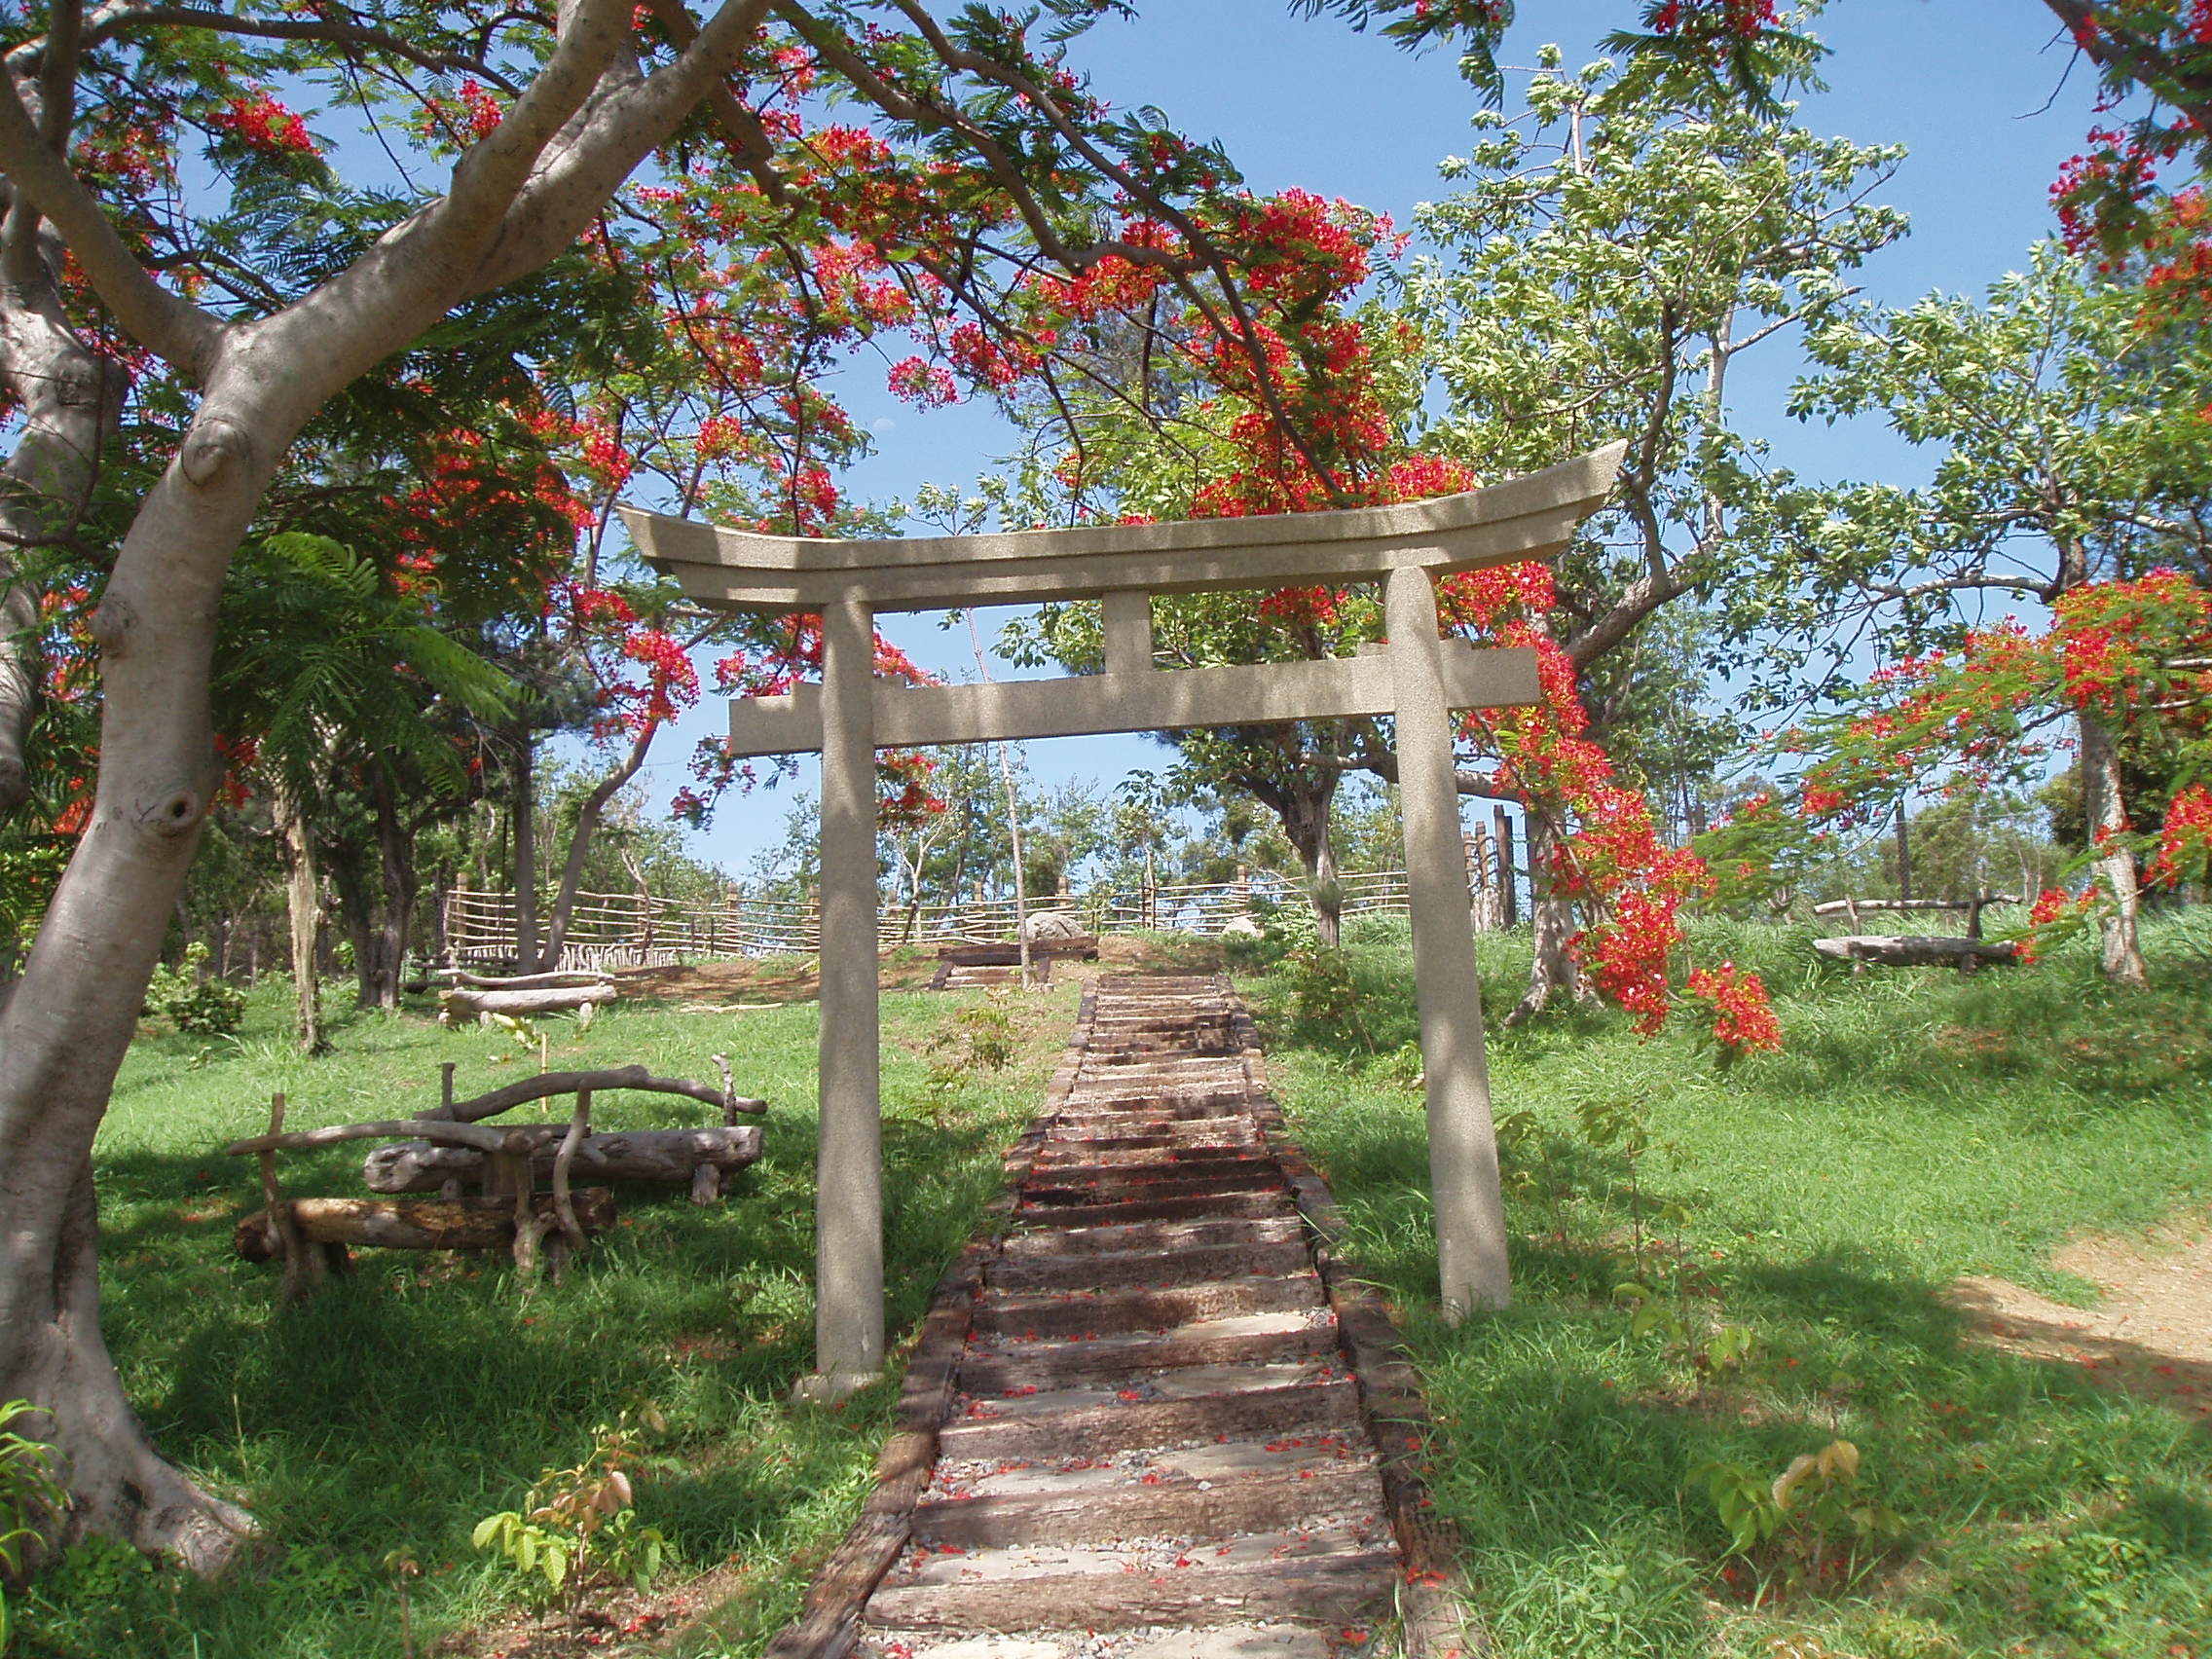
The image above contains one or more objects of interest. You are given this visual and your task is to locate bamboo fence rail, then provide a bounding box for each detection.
[442,825,1520,969]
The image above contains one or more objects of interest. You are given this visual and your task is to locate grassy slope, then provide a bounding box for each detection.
[18,960,1078,1659]
[1246,914,2212,1659]
[19,921,2212,1658]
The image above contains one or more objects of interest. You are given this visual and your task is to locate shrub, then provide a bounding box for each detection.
[143,941,246,1037]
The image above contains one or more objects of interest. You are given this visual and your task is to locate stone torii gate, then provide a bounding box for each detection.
[622,440,1624,1396]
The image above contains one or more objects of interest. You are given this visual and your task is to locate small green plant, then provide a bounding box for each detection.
[1,1400,69,1648]
[472,1410,667,1619]
[927,1003,1016,1090]
[1277,942,1374,1051]
[142,941,246,1036]
[1691,1439,1903,1592]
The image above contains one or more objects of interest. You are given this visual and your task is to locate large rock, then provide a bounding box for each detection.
[1021,909,1088,940]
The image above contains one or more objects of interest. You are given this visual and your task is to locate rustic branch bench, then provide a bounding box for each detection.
[225,1093,614,1302]
[1811,894,2026,974]
[223,1063,771,1300]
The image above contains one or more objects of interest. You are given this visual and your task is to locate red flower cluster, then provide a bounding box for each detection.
[1649,0,1776,40]
[209,93,317,158]
[2016,885,2096,965]
[2151,782,2212,888]
[1684,962,1782,1052]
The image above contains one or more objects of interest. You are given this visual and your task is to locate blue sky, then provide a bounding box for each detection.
[635,0,2110,881]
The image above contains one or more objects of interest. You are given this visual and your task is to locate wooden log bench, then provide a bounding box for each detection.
[1813,935,2020,972]
[1810,895,2027,975]
[397,1061,767,1202]
[364,1123,762,1204]
[224,1061,770,1300]
[224,1094,615,1302]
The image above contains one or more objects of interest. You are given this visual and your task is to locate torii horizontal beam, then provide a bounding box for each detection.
[620,442,1624,611]
[723,642,1540,757]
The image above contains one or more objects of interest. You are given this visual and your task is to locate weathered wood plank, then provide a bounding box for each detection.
[937,1377,1359,1461]
[955,1321,1339,1395]
[363,1125,763,1193]
[971,1275,1324,1342]
[234,1190,615,1259]
[912,1462,1384,1549]
[864,1551,1396,1632]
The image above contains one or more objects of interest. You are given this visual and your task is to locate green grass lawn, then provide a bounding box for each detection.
[1243,912,2212,1659]
[16,961,1079,1659]
[17,918,2212,1658]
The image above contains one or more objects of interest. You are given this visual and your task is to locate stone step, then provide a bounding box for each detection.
[910,1459,1385,1549]
[986,1235,1310,1294]
[997,1214,1303,1260]
[955,1311,1340,1394]
[972,1273,1324,1342]
[937,1376,1361,1461]
[866,1540,1396,1633]
[1018,1189,1294,1230]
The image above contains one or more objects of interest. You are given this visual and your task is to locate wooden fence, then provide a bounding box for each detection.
[443,814,1523,970]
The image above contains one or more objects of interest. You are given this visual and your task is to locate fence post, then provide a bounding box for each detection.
[1493,804,1519,930]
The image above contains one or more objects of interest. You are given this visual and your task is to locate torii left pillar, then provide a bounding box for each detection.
[795,592,885,1400]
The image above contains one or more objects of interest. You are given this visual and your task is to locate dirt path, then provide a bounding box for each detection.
[772,974,1468,1659]
[1945,1215,2212,1421]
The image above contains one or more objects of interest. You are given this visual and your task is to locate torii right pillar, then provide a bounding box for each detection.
[1386,567,1511,1316]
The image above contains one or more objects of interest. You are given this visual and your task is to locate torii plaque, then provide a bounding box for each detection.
[623,440,1625,1397]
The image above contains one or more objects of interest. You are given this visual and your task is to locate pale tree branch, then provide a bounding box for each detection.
[49,3,520,91]
[462,0,772,296]
[0,50,219,378]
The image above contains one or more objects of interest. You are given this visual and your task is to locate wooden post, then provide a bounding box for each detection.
[1387,568,1511,1319]
[802,591,884,1399]
[1493,804,1519,930]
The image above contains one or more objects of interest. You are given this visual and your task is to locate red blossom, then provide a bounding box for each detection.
[208,92,317,158]
[1683,961,1782,1052]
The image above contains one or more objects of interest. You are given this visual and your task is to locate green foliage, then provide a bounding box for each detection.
[0,841,67,960]
[1689,1438,1905,1589]
[0,1401,68,1647]
[1276,941,1376,1051]
[141,942,245,1037]
[1405,28,1907,723]
[472,1410,668,1615]
[220,533,515,811]
[926,1002,1018,1093]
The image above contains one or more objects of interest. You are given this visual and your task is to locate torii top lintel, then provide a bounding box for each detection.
[619,442,1626,613]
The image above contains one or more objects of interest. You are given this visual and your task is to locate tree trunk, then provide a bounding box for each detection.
[539,724,654,971]
[1274,771,1343,947]
[0,390,292,1573]
[364,767,416,1010]
[0,219,122,817]
[273,784,323,1054]
[511,733,538,972]
[2081,708,2149,988]
[1506,799,1586,1024]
